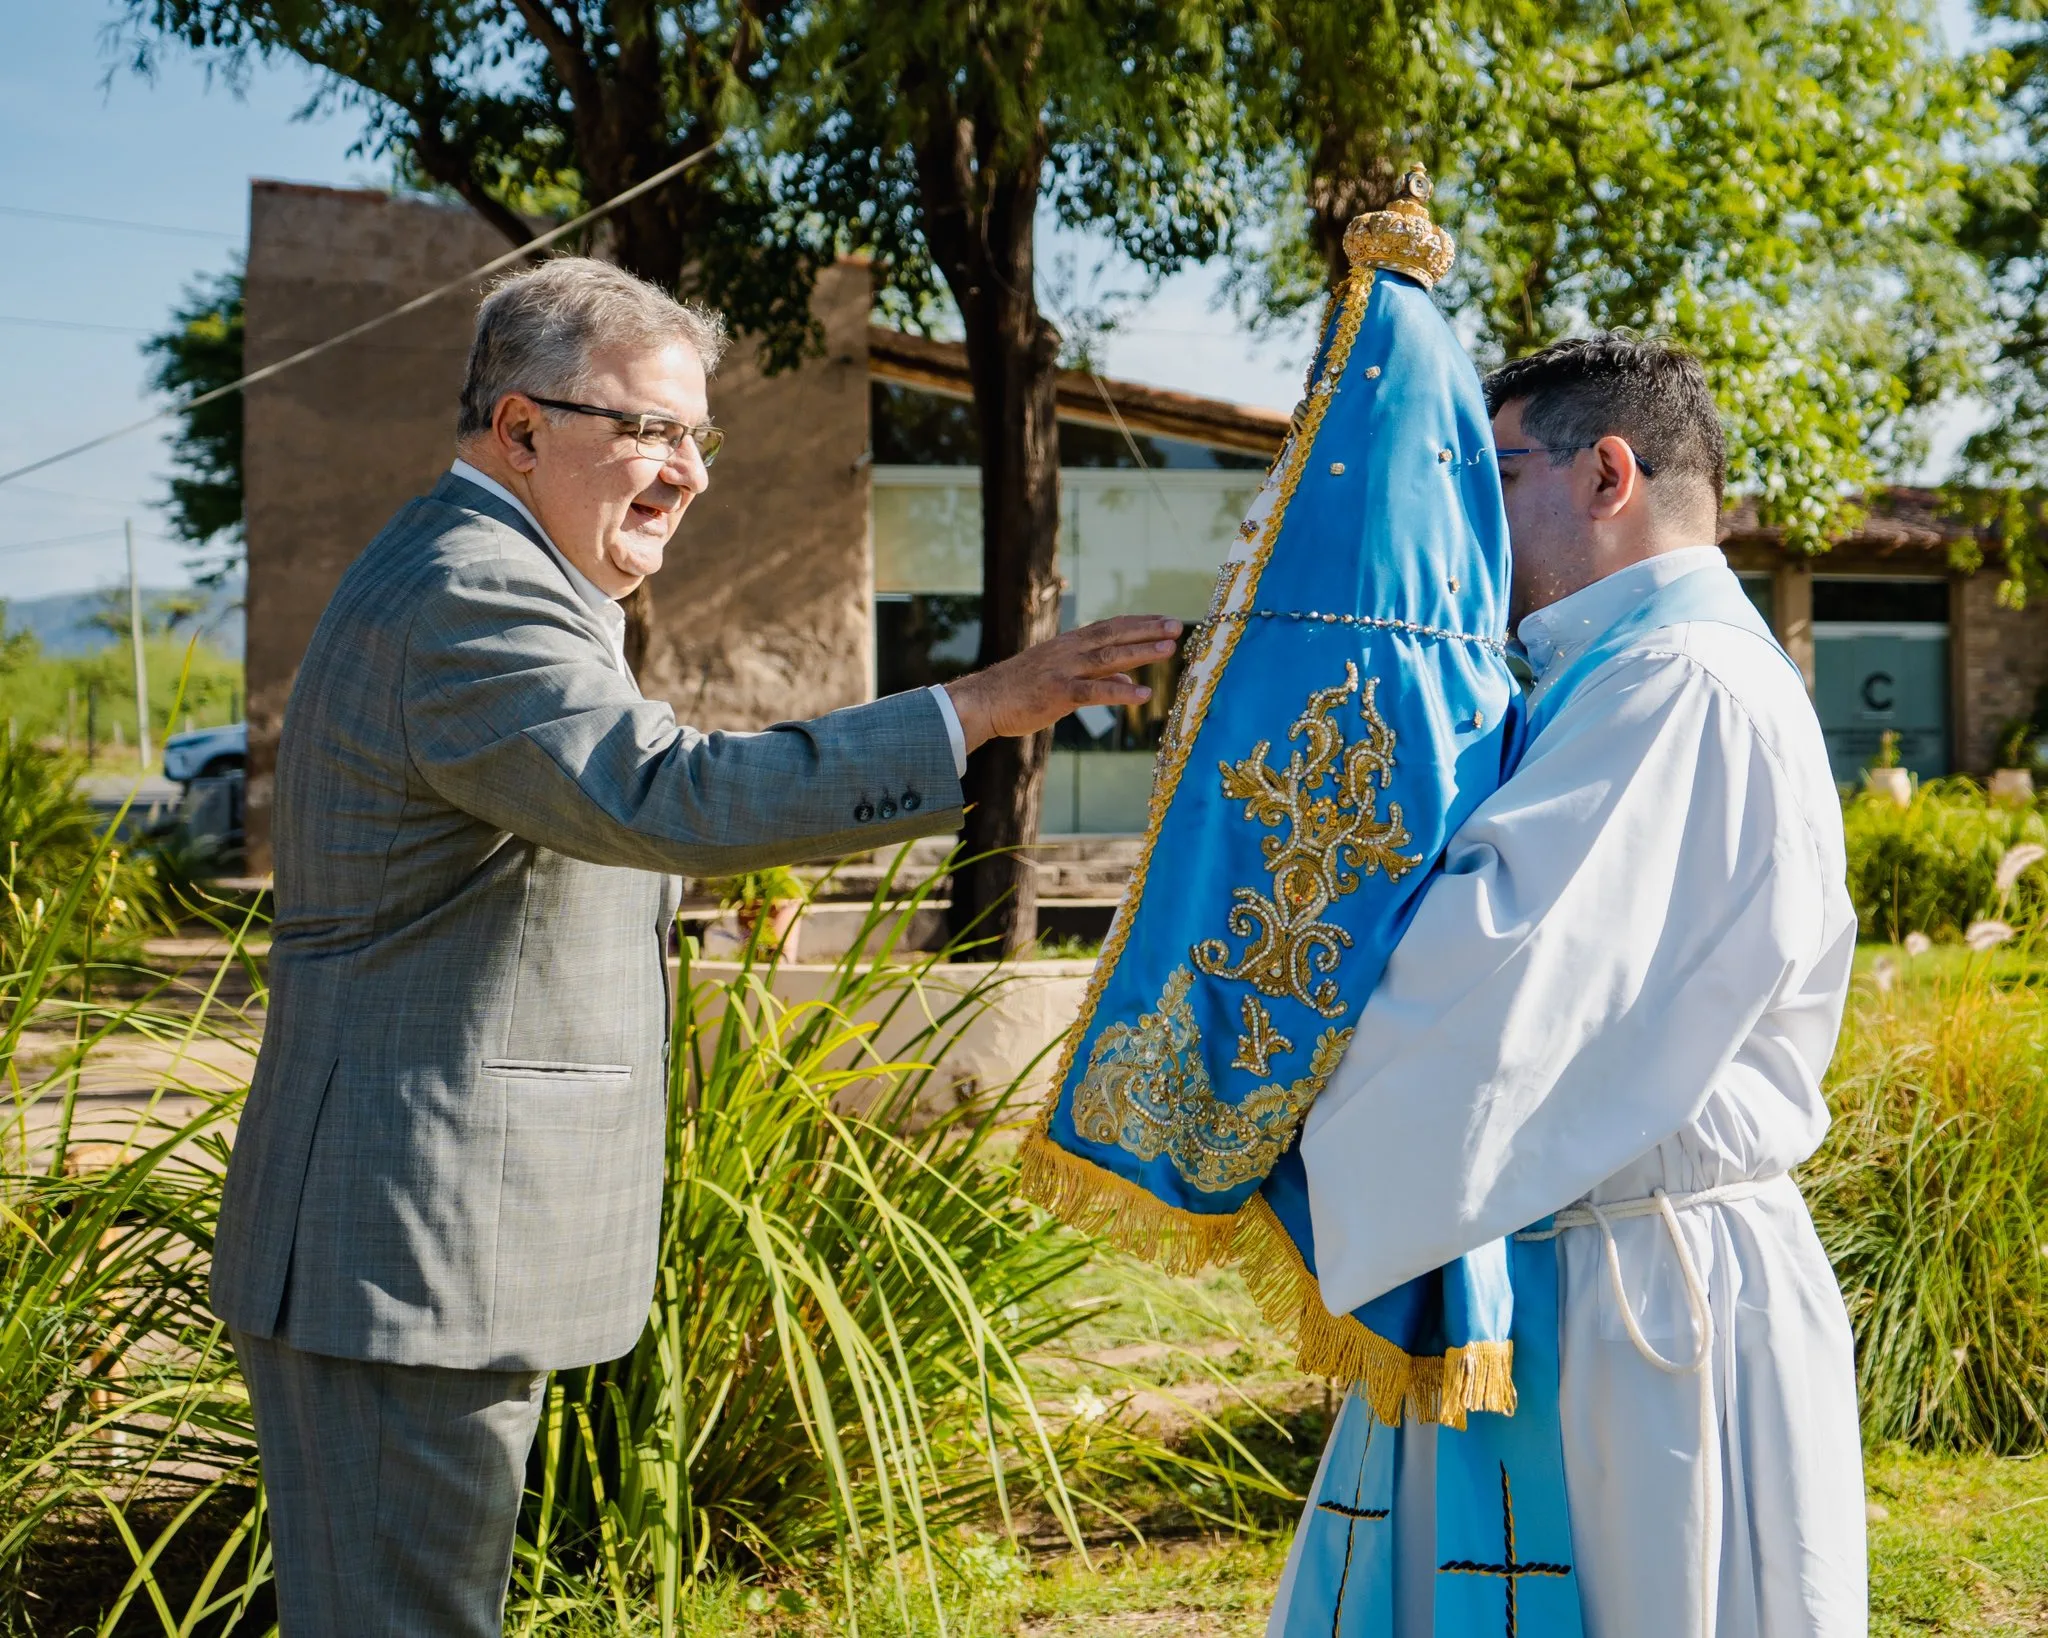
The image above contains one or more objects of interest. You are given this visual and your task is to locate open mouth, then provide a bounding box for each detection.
[627,500,670,528]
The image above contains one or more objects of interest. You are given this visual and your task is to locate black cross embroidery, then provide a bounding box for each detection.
[1315,1417,1390,1637]
[1438,1461,1572,1638]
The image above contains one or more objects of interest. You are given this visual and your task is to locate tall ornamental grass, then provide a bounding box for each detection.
[0,823,1199,1634]
[513,889,1129,1635]
[0,771,267,1636]
[1844,779,2048,941]
[1806,909,2048,1452]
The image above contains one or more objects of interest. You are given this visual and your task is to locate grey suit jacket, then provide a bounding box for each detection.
[212,473,962,1370]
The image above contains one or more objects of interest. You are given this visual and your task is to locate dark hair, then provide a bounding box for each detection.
[1483,334,1726,509]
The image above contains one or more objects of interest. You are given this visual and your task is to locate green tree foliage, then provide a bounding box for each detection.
[1230,0,1997,555]
[1948,0,2048,606]
[141,267,244,584]
[83,587,207,643]
[0,608,36,680]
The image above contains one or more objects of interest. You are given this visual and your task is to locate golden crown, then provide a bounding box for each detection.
[1342,165,1456,288]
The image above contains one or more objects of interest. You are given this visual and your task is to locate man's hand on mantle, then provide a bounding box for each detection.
[943,616,1183,754]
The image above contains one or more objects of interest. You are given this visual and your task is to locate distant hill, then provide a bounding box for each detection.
[2,578,244,660]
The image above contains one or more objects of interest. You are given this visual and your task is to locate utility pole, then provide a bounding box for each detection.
[126,520,151,773]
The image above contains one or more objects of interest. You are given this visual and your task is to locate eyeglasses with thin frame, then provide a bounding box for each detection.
[526,395,725,467]
[1493,443,1656,476]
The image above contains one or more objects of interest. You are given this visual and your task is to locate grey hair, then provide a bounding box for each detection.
[456,256,729,438]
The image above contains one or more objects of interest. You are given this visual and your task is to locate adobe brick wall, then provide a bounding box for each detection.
[1954,572,2048,771]
[242,184,512,873]
[241,182,872,870]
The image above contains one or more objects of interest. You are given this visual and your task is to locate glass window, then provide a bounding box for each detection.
[872,469,1263,621]
[872,382,979,466]
[1813,577,1948,624]
[872,476,983,595]
[1064,470,1262,625]
[874,594,982,696]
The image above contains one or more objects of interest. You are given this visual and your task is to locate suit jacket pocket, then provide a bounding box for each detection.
[483,1060,633,1134]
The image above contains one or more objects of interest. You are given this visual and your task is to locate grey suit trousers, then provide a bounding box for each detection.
[236,1329,545,1637]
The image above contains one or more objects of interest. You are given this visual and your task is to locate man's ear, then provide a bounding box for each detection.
[493,394,542,474]
[1585,434,1642,521]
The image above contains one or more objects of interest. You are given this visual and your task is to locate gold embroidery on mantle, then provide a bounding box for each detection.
[1072,966,1353,1193]
[1030,268,1376,1144]
[1193,662,1421,1020]
[1233,997,1293,1077]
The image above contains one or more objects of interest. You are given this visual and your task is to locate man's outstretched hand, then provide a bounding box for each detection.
[943,615,1184,754]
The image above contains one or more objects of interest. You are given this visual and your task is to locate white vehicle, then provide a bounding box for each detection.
[162,722,247,783]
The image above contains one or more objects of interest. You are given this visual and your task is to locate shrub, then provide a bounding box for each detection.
[1843,779,2048,941]
[0,858,1162,1633]
[1805,937,2048,1452]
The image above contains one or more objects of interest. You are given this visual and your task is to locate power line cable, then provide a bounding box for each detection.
[0,527,129,558]
[0,481,135,509]
[0,203,239,240]
[0,138,726,490]
[0,313,156,335]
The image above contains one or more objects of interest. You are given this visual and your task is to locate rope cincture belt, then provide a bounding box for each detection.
[1516,1177,1772,1638]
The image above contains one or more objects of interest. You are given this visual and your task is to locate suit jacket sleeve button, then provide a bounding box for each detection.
[901,790,920,812]
[878,797,897,819]
[854,801,875,822]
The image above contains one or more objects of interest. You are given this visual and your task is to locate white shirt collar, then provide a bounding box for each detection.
[1515,545,1727,681]
[448,460,629,674]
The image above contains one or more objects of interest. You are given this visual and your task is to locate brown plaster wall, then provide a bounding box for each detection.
[243,183,508,872]
[1954,574,2048,771]
[241,182,874,870]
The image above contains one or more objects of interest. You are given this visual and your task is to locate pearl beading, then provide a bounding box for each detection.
[1194,607,1508,653]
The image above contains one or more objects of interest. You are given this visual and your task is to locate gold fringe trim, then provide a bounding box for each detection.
[1021,1141,1521,1427]
[1230,1195,1518,1429]
[1017,1133,1238,1276]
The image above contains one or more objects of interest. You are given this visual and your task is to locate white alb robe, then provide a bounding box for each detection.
[1293,547,1867,1637]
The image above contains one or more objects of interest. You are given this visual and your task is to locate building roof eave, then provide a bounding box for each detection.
[866,325,1290,457]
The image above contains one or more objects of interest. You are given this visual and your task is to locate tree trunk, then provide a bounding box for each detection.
[1306,135,1400,290]
[912,123,1063,958]
[952,289,1063,957]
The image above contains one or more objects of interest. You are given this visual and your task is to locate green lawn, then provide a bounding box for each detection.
[1868,1447,2048,1636]
[622,1252,2048,1637]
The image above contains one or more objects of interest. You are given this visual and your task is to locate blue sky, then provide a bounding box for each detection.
[0,5,366,600]
[0,4,1319,603]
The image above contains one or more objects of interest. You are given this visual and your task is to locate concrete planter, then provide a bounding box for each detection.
[679,957,1093,1125]
[1864,767,1913,807]
[1989,768,2037,807]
